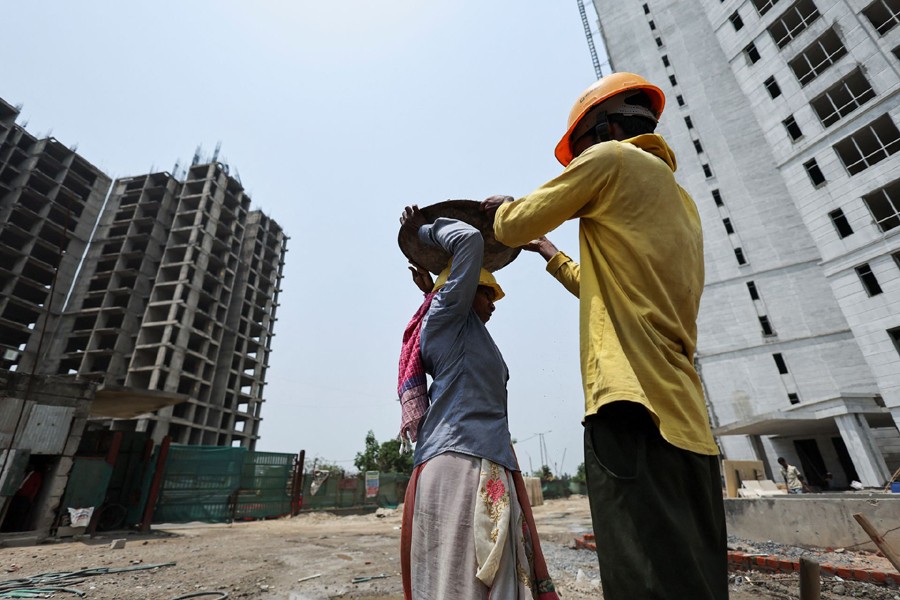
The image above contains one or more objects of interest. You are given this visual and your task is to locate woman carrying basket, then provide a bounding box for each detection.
[397,204,558,600]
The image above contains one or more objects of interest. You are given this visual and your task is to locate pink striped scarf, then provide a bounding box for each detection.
[398,292,436,444]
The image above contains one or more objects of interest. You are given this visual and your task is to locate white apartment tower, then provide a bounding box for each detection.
[589,0,900,487]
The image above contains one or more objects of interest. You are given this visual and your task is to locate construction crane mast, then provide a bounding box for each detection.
[577,0,605,79]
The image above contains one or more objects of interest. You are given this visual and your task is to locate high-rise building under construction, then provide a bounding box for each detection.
[584,0,900,487]
[0,97,286,449]
[0,98,110,374]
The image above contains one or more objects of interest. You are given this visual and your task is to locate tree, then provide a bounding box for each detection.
[573,462,586,484]
[377,437,413,474]
[354,430,380,473]
[536,464,554,481]
[353,430,414,475]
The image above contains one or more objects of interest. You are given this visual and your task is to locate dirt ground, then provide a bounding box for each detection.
[1,496,897,599]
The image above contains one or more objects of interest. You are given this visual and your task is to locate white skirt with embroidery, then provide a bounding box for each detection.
[410,451,537,600]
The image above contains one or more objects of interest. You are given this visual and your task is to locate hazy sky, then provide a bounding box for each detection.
[3,2,602,475]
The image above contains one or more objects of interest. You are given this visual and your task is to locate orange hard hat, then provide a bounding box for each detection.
[554,72,666,166]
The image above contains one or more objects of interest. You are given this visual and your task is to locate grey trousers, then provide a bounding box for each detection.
[584,402,728,600]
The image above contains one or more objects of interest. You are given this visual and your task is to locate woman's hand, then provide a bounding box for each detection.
[400,205,427,232]
[408,261,434,294]
[521,236,559,262]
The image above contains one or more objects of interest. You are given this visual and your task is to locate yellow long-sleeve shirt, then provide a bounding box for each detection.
[494,133,718,455]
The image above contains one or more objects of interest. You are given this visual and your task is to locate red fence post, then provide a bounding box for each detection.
[291,450,305,516]
[140,436,171,533]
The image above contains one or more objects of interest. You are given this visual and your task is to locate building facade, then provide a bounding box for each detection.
[0,97,286,450]
[0,98,110,374]
[590,0,900,487]
[45,163,287,449]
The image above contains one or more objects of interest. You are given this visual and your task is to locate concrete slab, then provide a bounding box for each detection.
[725,493,900,549]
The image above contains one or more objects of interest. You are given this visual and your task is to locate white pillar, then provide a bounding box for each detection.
[834,413,891,487]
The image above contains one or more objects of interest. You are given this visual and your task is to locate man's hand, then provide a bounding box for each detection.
[480,195,514,219]
[521,236,559,262]
[400,205,427,232]
[408,261,434,294]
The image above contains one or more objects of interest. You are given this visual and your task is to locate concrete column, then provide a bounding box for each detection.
[891,407,900,436]
[835,414,891,487]
[749,435,774,480]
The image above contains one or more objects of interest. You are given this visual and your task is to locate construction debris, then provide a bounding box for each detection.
[0,563,175,598]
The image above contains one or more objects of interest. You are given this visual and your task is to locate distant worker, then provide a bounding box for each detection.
[481,72,727,599]
[778,457,806,494]
[397,207,558,600]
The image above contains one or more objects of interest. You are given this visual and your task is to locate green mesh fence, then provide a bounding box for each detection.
[300,472,410,511]
[61,457,114,510]
[233,452,294,520]
[152,446,297,524]
[153,446,247,523]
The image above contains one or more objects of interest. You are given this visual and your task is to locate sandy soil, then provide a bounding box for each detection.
[1,496,897,599]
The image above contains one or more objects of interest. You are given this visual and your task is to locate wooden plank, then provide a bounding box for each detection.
[853,513,900,574]
[799,557,820,600]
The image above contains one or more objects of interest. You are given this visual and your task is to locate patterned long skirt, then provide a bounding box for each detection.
[400,452,558,600]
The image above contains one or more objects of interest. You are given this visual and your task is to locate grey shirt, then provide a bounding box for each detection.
[413,218,517,471]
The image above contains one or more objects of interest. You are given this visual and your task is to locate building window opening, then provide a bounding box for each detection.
[759,315,776,336]
[693,139,704,154]
[829,209,854,238]
[649,20,657,30]
[734,247,748,265]
[747,281,760,300]
[712,189,724,206]
[773,352,789,374]
[863,178,900,231]
[788,393,800,404]
[643,3,650,13]
[863,0,900,35]
[810,68,876,127]
[783,114,804,140]
[662,55,670,67]
[855,263,883,296]
[888,326,900,356]
[676,94,685,107]
[656,37,664,47]
[745,42,762,64]
[723,218,735,234]
[685,116,694,129]
[764,76,782,98]
[803,158,826,186]
[788,27,848,86]
[752,0,782,16]
[834,114,900,175]
[768,0,821,48]
[702,164,713,178]
[669,74,678,86]
[730,11,745,30]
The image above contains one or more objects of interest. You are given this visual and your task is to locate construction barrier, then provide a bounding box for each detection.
[151,445,299,524]
[300,471,410,511]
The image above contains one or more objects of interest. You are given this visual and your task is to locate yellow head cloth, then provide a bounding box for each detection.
[432,262,505,301]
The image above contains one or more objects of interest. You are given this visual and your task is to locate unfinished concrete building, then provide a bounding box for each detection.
[586,0,900,487]
[48,171,181,384]
[45,162,287,449]
[0,98,111,374]
[0,94,286,449]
